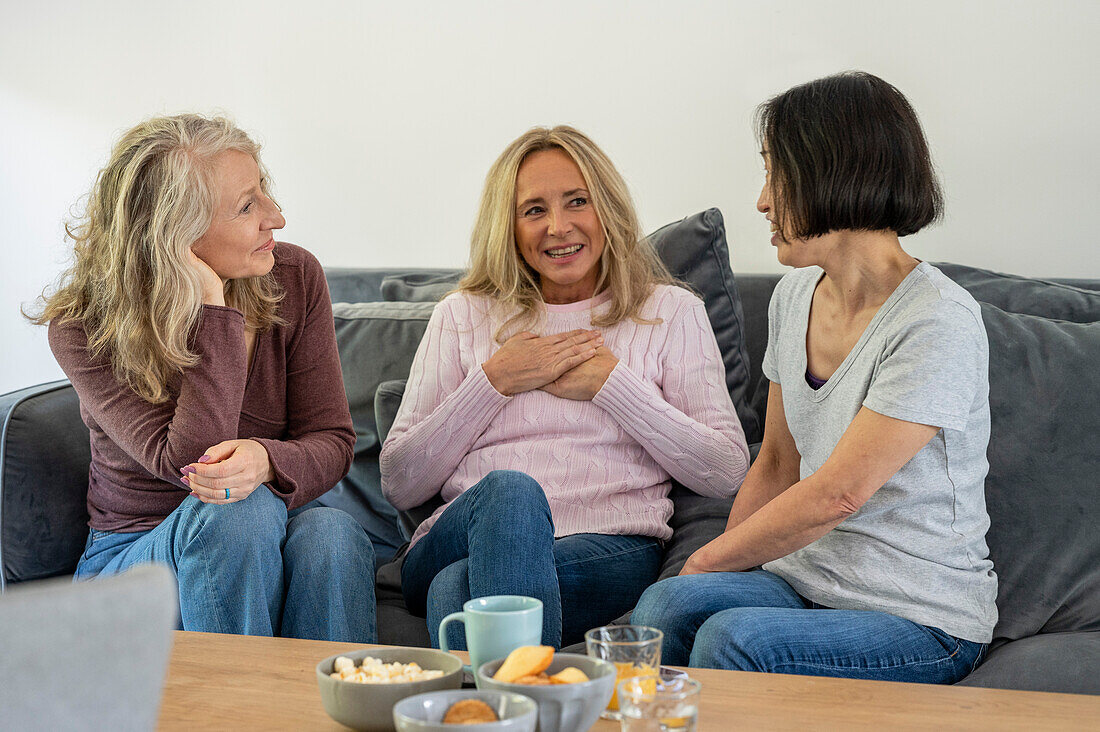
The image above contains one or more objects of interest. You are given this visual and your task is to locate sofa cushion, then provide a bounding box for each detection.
[374,550,431,647]
[0,381,90,588]
[956,631,1100,694]
[660,444,764,578]
[318,301,437,560]
[980,304,1100,643]
[381,208,761,443]
[734,276,781,438]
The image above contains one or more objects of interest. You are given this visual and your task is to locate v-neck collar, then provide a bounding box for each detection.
[798,263,928,400]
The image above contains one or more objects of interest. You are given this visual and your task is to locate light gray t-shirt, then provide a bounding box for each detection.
[761,263,998,643]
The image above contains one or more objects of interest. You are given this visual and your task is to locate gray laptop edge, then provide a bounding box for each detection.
[0,564,178,731]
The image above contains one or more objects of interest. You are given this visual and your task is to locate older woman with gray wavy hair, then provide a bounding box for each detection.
[29,114,376,641]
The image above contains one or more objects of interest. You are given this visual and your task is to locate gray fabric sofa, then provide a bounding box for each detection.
[2,209,1097,694]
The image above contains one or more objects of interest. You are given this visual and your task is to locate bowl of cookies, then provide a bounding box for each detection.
[392,689,538,731]
[316,647,464,732]
[476,646,616,732]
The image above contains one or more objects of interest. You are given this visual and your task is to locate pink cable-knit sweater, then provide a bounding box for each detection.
[381,284,750,549]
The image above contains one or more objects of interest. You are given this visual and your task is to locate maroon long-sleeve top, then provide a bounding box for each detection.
[49,242,355,533]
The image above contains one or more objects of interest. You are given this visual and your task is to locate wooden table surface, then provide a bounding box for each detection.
[159,631,1100,731]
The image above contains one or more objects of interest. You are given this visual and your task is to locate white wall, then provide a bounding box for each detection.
[2,0,1097,394]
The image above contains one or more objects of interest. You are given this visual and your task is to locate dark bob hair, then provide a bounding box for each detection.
[756,71,943,239]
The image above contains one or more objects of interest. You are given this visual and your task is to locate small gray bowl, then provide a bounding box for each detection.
[316,647,464,732]
[393,689,537,731]
[476,653,615,732]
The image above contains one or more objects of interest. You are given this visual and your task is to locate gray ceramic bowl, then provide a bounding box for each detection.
[316,647,464,732]
[476,653,615,732]
[392,689,538,731]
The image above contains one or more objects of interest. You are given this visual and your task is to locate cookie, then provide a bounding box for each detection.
[442,698,499,724]
[514,673,554,685]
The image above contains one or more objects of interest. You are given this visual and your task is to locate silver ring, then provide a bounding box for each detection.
[225,488,231,500]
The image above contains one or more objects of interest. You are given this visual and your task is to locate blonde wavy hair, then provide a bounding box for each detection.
[458,125,676,341]
[26,114,284,403]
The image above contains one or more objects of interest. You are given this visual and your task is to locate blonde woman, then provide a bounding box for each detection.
[380,126,750,649]
[31,114,376,641]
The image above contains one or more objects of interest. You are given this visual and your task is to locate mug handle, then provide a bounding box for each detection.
[438,611,471,674]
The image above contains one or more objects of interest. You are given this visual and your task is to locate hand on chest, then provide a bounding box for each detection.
[473,322,667,403]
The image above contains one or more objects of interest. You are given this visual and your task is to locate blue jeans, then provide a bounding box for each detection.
[632,570,986,684]
[75,487,377,643]
[402,470,662,649]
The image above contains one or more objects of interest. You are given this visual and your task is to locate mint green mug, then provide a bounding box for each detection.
[438,595,543,683]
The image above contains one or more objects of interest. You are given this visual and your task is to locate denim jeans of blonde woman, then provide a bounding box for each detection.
[74,487,377,643]
[632,570,986,683]
[402,470,663,649]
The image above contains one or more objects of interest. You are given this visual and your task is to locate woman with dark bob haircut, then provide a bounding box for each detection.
[633,72,998,684]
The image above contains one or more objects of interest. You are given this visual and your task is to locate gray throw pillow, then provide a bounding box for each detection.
[380,208,760,443]
[380,271,462,302]
[314,301,437,558]
[980,303,1100,643]
[649,209,759,443]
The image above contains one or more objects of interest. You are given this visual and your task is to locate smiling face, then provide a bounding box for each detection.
[514,148,606,304]
[190,150,286,282]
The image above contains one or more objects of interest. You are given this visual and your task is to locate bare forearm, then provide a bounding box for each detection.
[696,474,850,572]
[724,450,798,531]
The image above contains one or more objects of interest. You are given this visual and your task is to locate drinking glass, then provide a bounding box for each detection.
[584,625,663,720]
[618,675,701,732]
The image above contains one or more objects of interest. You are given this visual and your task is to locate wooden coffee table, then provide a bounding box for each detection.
[158,631,1098,730]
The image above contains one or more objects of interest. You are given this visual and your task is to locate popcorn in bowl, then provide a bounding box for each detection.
[330,655,446,684]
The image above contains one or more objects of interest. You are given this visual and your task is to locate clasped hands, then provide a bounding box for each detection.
[482,329,618,401]
[180,438,276,504]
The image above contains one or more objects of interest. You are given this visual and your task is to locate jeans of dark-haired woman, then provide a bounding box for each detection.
[632,571,986,683]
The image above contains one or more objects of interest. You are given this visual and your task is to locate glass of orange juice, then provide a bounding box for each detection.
[584,625,663,720]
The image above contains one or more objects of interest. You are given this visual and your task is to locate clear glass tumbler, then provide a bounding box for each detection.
[618,675,701,732]
[584,625,663,720]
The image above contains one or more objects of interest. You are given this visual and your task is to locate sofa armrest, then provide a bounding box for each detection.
[375,379,406,447]
[375,379,445,540]
[0,381,90,589]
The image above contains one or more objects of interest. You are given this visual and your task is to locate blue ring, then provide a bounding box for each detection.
[225,488,230,500]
